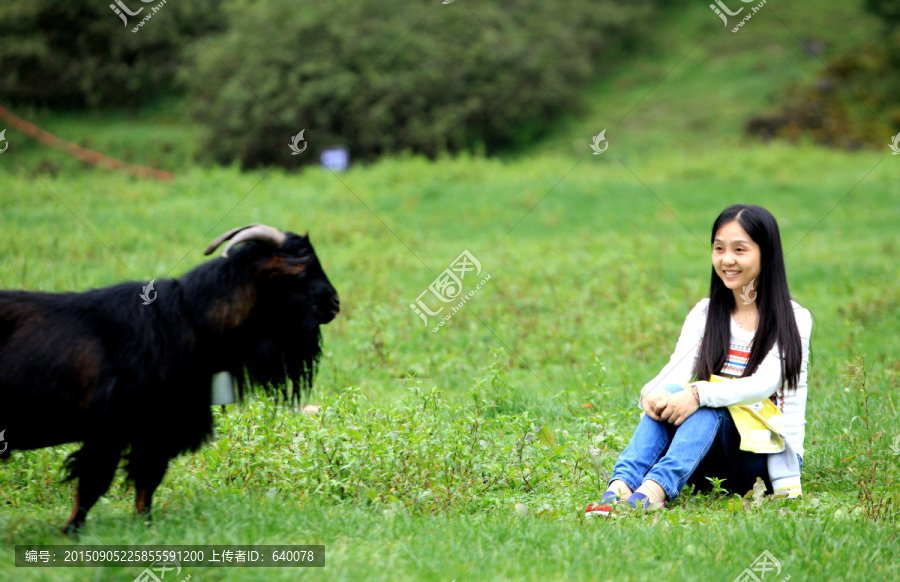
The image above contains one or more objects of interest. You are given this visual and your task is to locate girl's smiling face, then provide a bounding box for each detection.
[712,220,761,296]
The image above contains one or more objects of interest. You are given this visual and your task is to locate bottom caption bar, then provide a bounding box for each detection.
[15,545,324,568]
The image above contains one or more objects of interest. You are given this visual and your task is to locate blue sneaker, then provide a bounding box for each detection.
[625,492,665,510]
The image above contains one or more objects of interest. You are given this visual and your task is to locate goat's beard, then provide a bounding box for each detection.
[229,312,323,403]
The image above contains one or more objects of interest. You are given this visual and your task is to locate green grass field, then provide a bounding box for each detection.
[2,0,900,580]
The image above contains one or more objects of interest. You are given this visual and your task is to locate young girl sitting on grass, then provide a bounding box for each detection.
[586,204,812,515]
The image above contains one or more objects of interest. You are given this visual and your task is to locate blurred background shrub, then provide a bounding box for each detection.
[181,0,665,167]
[0,0,225,108]
[746,0,900,147]
[3,0,898,168]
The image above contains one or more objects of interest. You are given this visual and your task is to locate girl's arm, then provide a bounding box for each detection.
[695,306,812,407]
[638,299,708,408]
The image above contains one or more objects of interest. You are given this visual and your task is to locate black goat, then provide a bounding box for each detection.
[0,224,339,534]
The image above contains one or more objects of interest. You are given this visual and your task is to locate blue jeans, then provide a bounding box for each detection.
[610,384,772,500]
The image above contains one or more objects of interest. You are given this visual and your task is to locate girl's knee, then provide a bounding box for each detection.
[687,406,722,422]
[662,383,685,394]
[639,413,666,428]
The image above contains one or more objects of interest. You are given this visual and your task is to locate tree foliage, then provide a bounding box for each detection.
[0,0,224,108]
[183,0,661,168]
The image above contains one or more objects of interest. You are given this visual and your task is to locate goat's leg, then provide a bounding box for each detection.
[128,451,170,523]
[63,444,121,536]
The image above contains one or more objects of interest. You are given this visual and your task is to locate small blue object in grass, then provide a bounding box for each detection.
[320,147,349,172]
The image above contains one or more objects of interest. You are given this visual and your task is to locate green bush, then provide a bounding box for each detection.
[867,0,900,30]
[746,0,900,148]
[0,0,225,108]
[183,0,660,168]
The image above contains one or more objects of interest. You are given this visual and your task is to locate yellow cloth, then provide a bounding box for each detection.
[706,375,786,454]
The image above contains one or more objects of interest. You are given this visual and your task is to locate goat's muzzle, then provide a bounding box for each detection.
[317,293,340,324]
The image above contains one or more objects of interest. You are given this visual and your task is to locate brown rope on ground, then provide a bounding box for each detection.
[0,104,175,182]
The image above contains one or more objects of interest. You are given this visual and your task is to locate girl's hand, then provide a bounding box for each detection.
[656,390,700,426]
[642,389,670,421]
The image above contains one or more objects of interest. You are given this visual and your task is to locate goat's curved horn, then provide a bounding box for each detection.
[203,224,259,255]
[204,224,287,257]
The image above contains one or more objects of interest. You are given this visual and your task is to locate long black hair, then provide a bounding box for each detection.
[694,205,803,391]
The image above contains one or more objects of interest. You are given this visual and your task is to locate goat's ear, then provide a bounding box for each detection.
[260,256,313,277]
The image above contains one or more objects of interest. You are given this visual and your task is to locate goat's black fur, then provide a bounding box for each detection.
[0,229,339,534]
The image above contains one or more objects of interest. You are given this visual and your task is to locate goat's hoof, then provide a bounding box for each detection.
[62,522,82,537]
[137,510,154,526]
